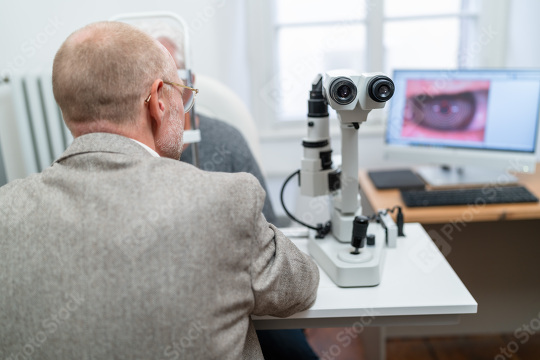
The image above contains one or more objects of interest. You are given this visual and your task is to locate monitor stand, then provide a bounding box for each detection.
[415,165,519,189]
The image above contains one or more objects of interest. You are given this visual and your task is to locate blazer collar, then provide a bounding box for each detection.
[54,132,154,164]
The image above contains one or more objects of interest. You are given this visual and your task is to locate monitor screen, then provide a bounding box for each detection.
[385,69,540,174]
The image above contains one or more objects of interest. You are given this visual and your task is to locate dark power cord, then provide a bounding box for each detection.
[280,170,331,238]
[280,170,404,238]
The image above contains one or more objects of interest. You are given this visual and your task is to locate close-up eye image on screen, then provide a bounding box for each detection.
[386,69,540,160]
[402,79,490,142]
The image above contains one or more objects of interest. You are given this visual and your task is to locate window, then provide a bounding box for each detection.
[248,0,507,134]
[273,0,368,122]
[383,0,479,74]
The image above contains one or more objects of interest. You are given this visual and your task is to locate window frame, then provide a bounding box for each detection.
[246,0,509,140]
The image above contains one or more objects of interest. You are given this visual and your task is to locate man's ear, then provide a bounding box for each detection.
[191,73,196,86]
[146,78,166,135]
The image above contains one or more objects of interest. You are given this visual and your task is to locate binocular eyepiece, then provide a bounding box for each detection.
[328,75,395,105]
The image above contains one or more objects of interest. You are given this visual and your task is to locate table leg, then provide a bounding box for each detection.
[362,326,386,360]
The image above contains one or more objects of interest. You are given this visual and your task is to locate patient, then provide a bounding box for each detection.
[135,20,277,224]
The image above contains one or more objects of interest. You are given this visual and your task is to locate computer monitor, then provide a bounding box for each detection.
[384,69,540,187]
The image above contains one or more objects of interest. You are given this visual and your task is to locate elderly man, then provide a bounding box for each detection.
[0,21,319,360]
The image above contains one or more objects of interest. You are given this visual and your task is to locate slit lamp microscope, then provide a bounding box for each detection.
[284,70,403,287]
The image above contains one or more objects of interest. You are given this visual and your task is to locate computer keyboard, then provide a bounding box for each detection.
[400,185,539,207]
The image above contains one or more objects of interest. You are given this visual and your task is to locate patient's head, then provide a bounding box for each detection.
[133,21,186,70]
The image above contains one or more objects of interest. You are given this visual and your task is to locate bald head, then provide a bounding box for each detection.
[52,21,177,128]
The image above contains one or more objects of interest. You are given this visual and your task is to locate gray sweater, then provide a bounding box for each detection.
[181,115,276,224]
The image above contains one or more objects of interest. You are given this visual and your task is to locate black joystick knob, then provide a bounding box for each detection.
[351,216,369,255]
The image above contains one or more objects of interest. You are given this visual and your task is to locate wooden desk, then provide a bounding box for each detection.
[359,167,540,224]
[359,166,540,336]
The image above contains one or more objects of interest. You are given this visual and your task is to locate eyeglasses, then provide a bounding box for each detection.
[144,81,199,114]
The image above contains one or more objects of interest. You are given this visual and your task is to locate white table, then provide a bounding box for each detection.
[253,223,477,359]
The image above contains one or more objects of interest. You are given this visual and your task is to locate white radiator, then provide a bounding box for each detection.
[0,72,72,181]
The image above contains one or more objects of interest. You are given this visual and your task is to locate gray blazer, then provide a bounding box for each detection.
[0,133,319,360]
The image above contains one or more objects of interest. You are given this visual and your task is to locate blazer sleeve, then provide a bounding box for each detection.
[246,177,320,317]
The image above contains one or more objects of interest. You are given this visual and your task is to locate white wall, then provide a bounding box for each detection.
[506,0,540,170]
[506,0,540,67]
